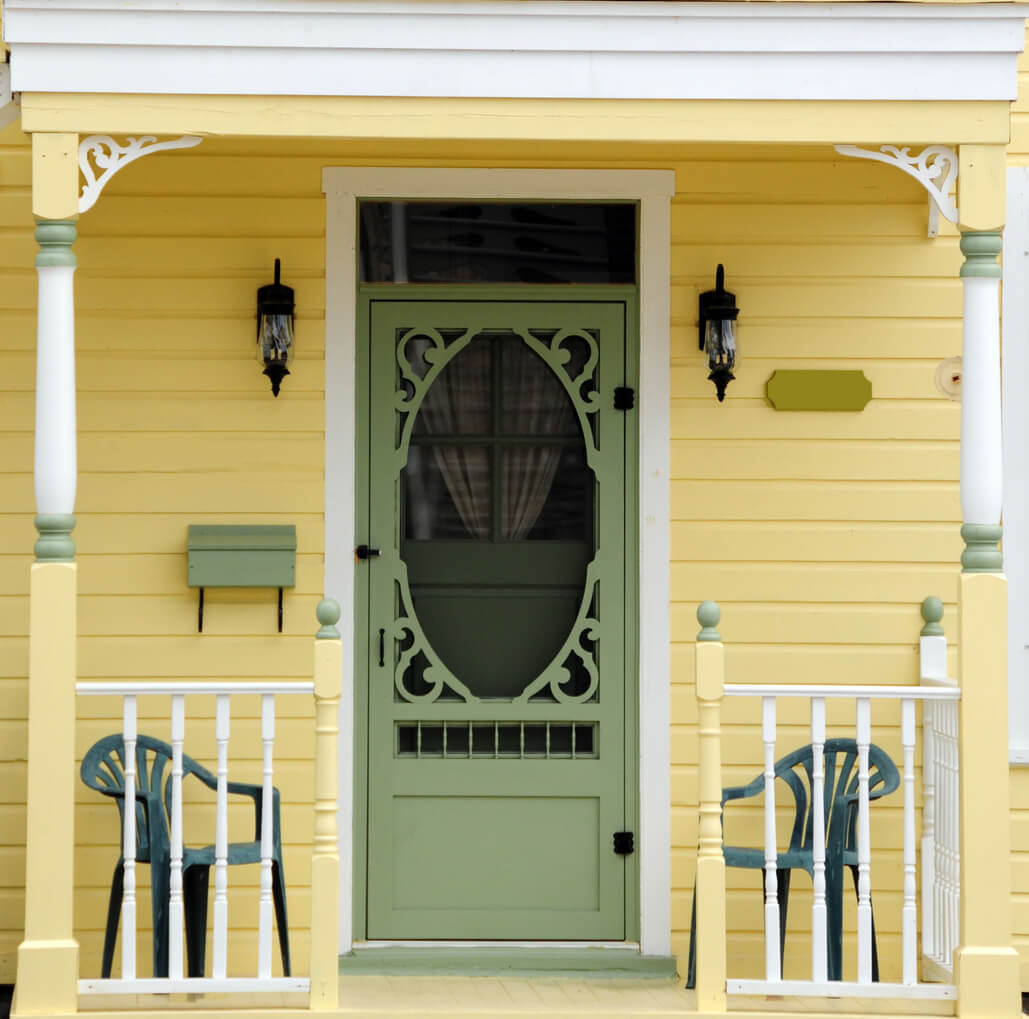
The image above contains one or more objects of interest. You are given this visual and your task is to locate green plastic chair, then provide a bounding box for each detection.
[81,733,291,979]
[686,738,900,987]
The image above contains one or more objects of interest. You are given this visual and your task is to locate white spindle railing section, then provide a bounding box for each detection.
[722,682,960,1001]
[76,680,313,996]
[918,602,961,982]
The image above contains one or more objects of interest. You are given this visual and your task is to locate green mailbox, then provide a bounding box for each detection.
[187,524,296,632]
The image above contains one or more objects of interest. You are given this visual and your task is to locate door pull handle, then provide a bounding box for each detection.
[378,628,386,668]
[356,544,381,561]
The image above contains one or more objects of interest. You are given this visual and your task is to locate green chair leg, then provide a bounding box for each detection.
[183,867,210,978]
[272,859,291,976]
[101,862,124,979]
[685,888,697,989]
[150,849,170,978]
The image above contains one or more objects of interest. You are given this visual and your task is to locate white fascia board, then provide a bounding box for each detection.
[5,0,1029,102]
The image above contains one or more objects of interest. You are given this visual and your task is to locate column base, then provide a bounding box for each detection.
[33,514,75,562]
[12,939,78,1016]
[955,945,1021,1018]
[961,523,1002,572]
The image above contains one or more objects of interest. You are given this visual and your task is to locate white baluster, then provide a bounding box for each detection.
[935,703,949,965]
[921,699,937,962]
[213,694,230,980]
[258,694,275,979]
[810,697,827,983]
[901,699,917,985]
[856,698,873,984]
[762,696,780,981]
[169,695,185,980]
[945,700,961,969]
[122,695,137,980]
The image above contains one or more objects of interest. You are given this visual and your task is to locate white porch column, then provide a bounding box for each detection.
[958,230,1003,572]
[953,143,1022,1019]
[13,133,80,1017]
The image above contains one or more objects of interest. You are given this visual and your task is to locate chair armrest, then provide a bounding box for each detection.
[721,775,765,806]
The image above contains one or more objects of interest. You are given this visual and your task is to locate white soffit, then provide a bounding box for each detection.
[5,0,1029,102]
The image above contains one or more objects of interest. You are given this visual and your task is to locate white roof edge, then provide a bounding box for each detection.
[5,0,1028,102]
[5,0,1029,15]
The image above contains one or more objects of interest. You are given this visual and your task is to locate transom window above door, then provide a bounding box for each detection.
[359,201,637,285]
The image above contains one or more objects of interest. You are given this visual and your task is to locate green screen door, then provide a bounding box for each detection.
[362,298,632,939]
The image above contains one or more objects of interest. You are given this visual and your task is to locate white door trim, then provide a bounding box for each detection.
[323,167,674,955]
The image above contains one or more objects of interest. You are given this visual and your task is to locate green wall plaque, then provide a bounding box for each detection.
[765,370,872,412]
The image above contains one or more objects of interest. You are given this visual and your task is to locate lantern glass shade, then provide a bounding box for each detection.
[256,258,295,397]
[704,316,736,373]
[257,313,295,369]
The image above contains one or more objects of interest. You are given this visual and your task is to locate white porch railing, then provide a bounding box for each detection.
[694,599,961,1005]
[75,680,313,996]
[917,603,960,982]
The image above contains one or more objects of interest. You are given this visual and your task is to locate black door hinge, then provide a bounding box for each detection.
[614,386,635,411]
[613,831,635,855]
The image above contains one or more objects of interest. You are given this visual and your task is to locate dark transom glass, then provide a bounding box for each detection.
[360,201,636,285]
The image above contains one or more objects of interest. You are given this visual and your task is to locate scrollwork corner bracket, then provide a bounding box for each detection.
[78,134,203,213]
[834,143,958,239]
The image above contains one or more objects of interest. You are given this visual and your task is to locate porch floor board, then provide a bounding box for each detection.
[61,975,957,1019]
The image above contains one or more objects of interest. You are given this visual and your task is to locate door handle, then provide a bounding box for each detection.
[378,628,386,668]
[355,544,381,560]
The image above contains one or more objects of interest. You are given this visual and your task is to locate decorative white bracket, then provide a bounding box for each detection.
[834,144,958,239]
[78,134,203,213]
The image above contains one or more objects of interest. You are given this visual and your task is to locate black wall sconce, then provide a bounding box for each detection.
[698,264,738,402]
[257,258,295,396]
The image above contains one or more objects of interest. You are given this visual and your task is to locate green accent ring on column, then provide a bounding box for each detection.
[316,597,342,639]
[697,600,721,642]
[34,514,76,562]
[961,523,1003,573]
[959,231,1002,279]
[34,220,77,268]
[920,596,944,637]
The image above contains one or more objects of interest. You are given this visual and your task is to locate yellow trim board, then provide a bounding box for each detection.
[19,94,1013,145]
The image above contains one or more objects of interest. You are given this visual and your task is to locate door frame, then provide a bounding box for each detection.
[323,167,675,956]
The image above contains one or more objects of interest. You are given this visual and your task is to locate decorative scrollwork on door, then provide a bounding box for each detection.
[391,571,474,704]
[389,320,605,705]
[516,560,600,704]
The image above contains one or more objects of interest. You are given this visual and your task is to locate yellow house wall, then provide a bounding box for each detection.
[0,118,968,985]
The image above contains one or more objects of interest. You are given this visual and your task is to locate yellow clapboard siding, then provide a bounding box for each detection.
[76,637,313,679]
[671,562,957,605]
[1,434,324,472]
[0,354,325,394]
[671,402,960,441]
[672,203,926,240]
[82,196,327,238]
[671,480,958,522]
[0,393,325,432]
[672,241,961,279]
[671,521,963,563]
[73,474,323,514]
[672,320,963,361]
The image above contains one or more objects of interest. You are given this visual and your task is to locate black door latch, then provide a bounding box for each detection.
[355,544,381,560]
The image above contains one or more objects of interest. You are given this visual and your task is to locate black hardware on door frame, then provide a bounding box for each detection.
[356,544,381,560]
[613,831,635,855]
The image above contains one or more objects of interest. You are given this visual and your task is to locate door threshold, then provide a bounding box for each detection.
[340,943,678,979]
